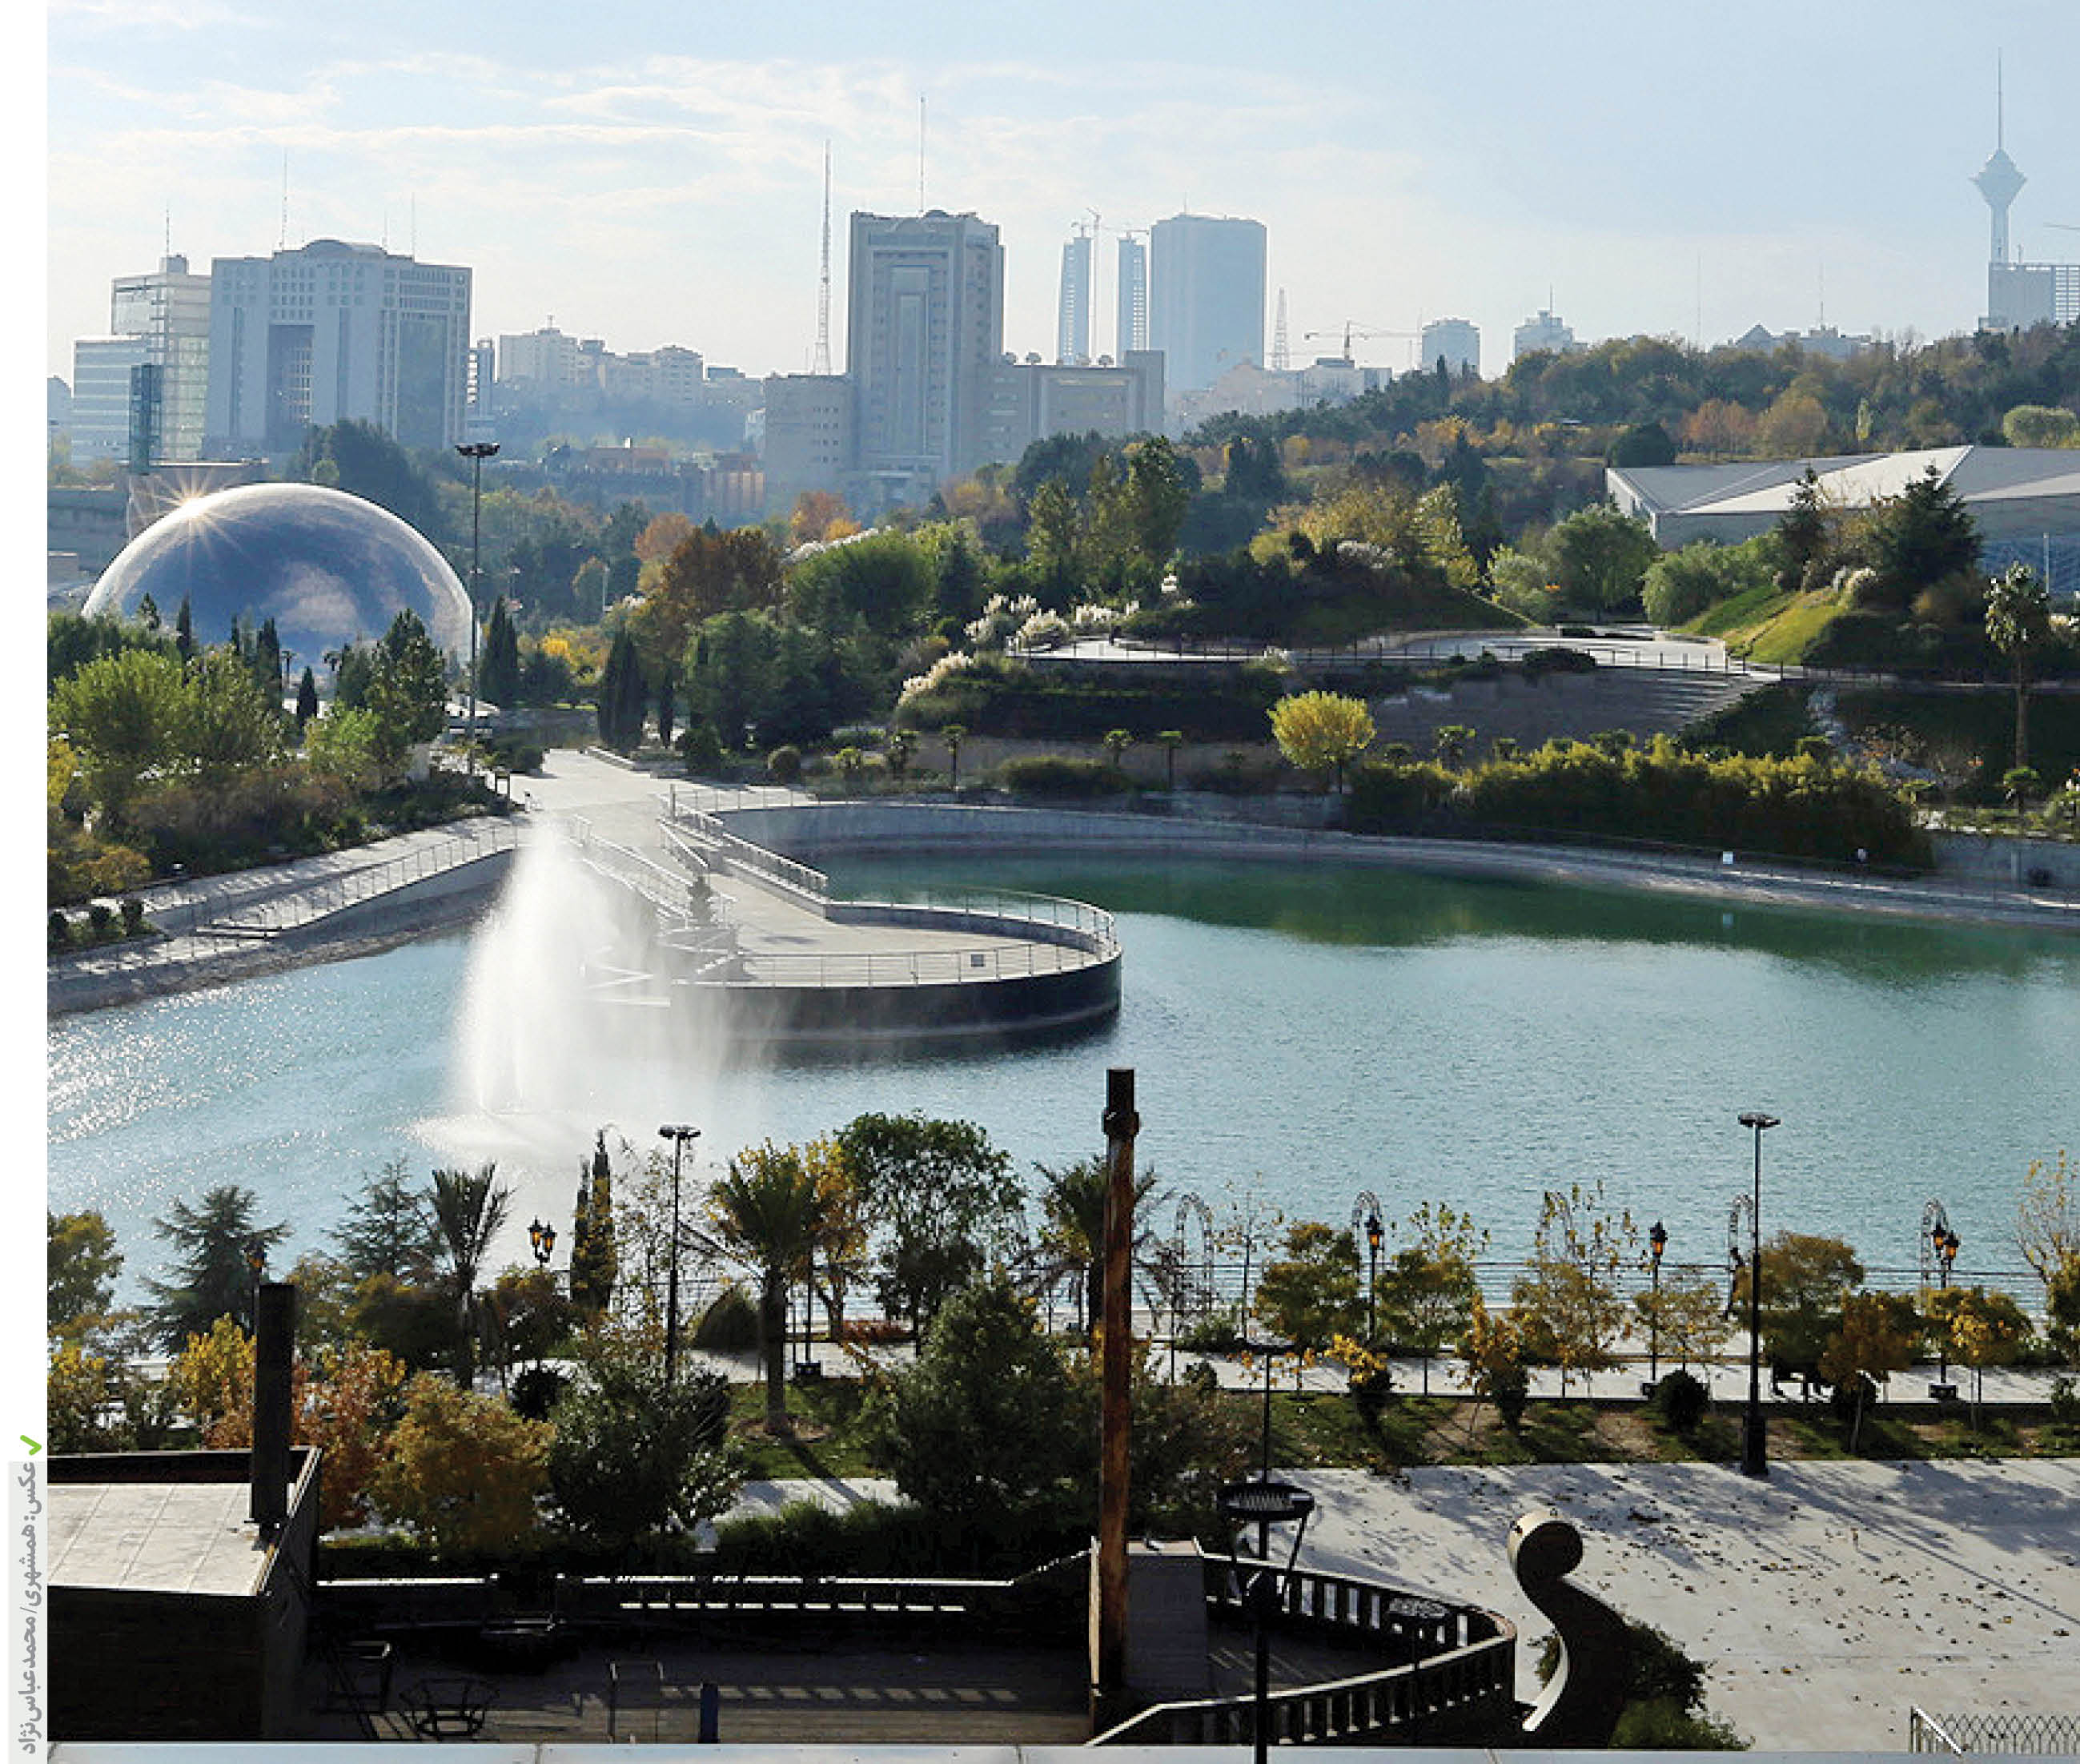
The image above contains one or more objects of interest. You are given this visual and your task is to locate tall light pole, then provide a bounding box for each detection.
[1643,1220,1668,1396]
[1737,1111,1780,1478]
[455,440,500,771]
[658,1123,700,1384]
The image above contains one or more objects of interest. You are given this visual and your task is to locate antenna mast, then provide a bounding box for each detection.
[279,151,289,251]
[918,95,927,211]
[1272,288,1290,372]
[813,141,833,376]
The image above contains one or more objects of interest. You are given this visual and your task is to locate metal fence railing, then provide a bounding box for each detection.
[1911,1706,2080,1754]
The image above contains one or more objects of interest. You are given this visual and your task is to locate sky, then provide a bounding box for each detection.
[41,0,2080,388]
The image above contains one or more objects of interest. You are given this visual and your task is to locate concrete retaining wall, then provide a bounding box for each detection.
[1931,831,2080,890]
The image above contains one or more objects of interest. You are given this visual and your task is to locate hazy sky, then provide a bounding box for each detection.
[42,2,2080,383]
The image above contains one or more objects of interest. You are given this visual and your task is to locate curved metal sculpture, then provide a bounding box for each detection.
[1173,1194,1216,1320]
[1510,1512,1632,1748]
[1919,1199,1950,1290]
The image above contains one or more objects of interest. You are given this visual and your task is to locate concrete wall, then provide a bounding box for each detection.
[1932,831,2080,890]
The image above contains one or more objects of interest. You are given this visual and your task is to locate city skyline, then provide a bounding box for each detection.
[45,2,2080,400]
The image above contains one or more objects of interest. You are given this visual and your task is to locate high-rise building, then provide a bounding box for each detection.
[1058,230,1093,366]
[110,254,212,463]
[1115,235,1148,360]
[845,209,1004,505]
[204,239,472,456]
[1419,318,1480,378]
[1147,214,1266,395]
[66,336,151,465]
[1512,307,1578,362]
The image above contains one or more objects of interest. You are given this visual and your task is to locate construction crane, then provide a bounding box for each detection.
[1303,322,1419,368]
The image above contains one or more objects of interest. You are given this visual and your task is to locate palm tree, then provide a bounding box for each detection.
[428,1163,511,1384]
[706,1143,830,1428]
[1031,1157,1162,1334]
[1985,562,2053,774]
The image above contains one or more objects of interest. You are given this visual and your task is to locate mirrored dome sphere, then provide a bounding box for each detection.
[84,483,471,674]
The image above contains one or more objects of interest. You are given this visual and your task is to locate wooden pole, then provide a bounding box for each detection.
[1092,1066,1139,1732]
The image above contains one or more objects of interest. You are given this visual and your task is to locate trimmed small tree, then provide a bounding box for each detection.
[1269,691,1375,793]
[1818,1291,1918,1452]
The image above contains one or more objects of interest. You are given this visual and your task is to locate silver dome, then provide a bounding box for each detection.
[83,482,471,674]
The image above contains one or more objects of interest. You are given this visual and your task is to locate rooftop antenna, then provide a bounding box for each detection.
[918,94,927,212]
[813,141,833,376]
[278,151,290,251]
[1271,288,1290,372]
[411,194,417,258]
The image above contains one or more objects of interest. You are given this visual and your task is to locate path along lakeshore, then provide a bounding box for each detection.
[44,747,2080,1019]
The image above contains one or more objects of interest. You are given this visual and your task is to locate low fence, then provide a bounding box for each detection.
[1091,1556,1514,1747]
[1910,1706,2080,1754]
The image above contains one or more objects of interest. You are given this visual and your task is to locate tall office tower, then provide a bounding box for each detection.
[1419,317,1480,377]
[846,210,1004,501]
[104,254,213,463]
[1147,214,1267,394]
[1512,307,1577,362]
[204,239,472,456]
[1115,235,1148,359]
[1058,229,1093,365]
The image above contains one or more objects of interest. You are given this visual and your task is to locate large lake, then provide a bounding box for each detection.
[46,851,2078,1300]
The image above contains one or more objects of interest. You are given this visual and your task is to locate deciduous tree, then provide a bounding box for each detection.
[48,1209,122,1339]
[368,1375,552,1555]
[1376,1203,1487,1394]
[1512,1181,1636,1395]
[1268,690,1375,792]
[1818,1291,1917,1452]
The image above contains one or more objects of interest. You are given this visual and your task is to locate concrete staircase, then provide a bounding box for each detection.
[1363,666,1764,756]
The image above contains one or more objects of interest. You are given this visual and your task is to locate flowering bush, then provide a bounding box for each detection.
[897,649,976,705]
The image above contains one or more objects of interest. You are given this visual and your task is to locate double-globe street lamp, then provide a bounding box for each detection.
[455,440,500,771]
[1737,1111,1780,1479]
[659,1124,701,1384]
[528,1218,556,1268]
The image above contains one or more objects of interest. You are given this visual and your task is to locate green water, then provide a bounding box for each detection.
[46,852,2078,1296]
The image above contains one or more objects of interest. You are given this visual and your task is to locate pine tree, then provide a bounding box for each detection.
[175,597,194,663]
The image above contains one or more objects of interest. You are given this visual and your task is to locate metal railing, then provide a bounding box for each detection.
[58,822,519,956]
[1092,1555,1513,1747]
[656,802,1121,989]
[1911,1706,2080,1754]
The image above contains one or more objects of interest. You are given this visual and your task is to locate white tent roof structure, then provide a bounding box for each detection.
[1608,446,2080,595]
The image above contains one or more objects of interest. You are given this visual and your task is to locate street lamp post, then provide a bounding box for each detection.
[1922,1202,1961,1400]
[1737,1111,1780,1478]
[658,1124,701,1384]
[455,440,500,772]
[1642,1220,1668,1396]
[1219,1475,1315,1764]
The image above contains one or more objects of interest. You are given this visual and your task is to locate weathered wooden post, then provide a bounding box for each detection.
[1091,1066,1139,1733]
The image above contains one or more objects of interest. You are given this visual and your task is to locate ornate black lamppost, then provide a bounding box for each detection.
[1921,1200,1961,1400]
[455,439,500,770]
[1737,1111,1780,1478]
[1642,1220,1668,1396]
[528,1217,556,1268]
[658,1123,701,1383]
[1219,1474,1315,1764]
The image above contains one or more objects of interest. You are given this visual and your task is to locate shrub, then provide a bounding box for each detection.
[998,755,1134,798]
[678,720,727,775]
[510,1365,570,1421]
[765,744,804,785]
[118,895,146,935]
[693,1283,760,1350]
[86,902,116,938]
[1177,1309,1247,1354]
[48,911,72,954]
[1649,1368,1711,1435]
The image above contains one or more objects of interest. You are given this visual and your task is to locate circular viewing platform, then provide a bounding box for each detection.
[568,802,1122,1049]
